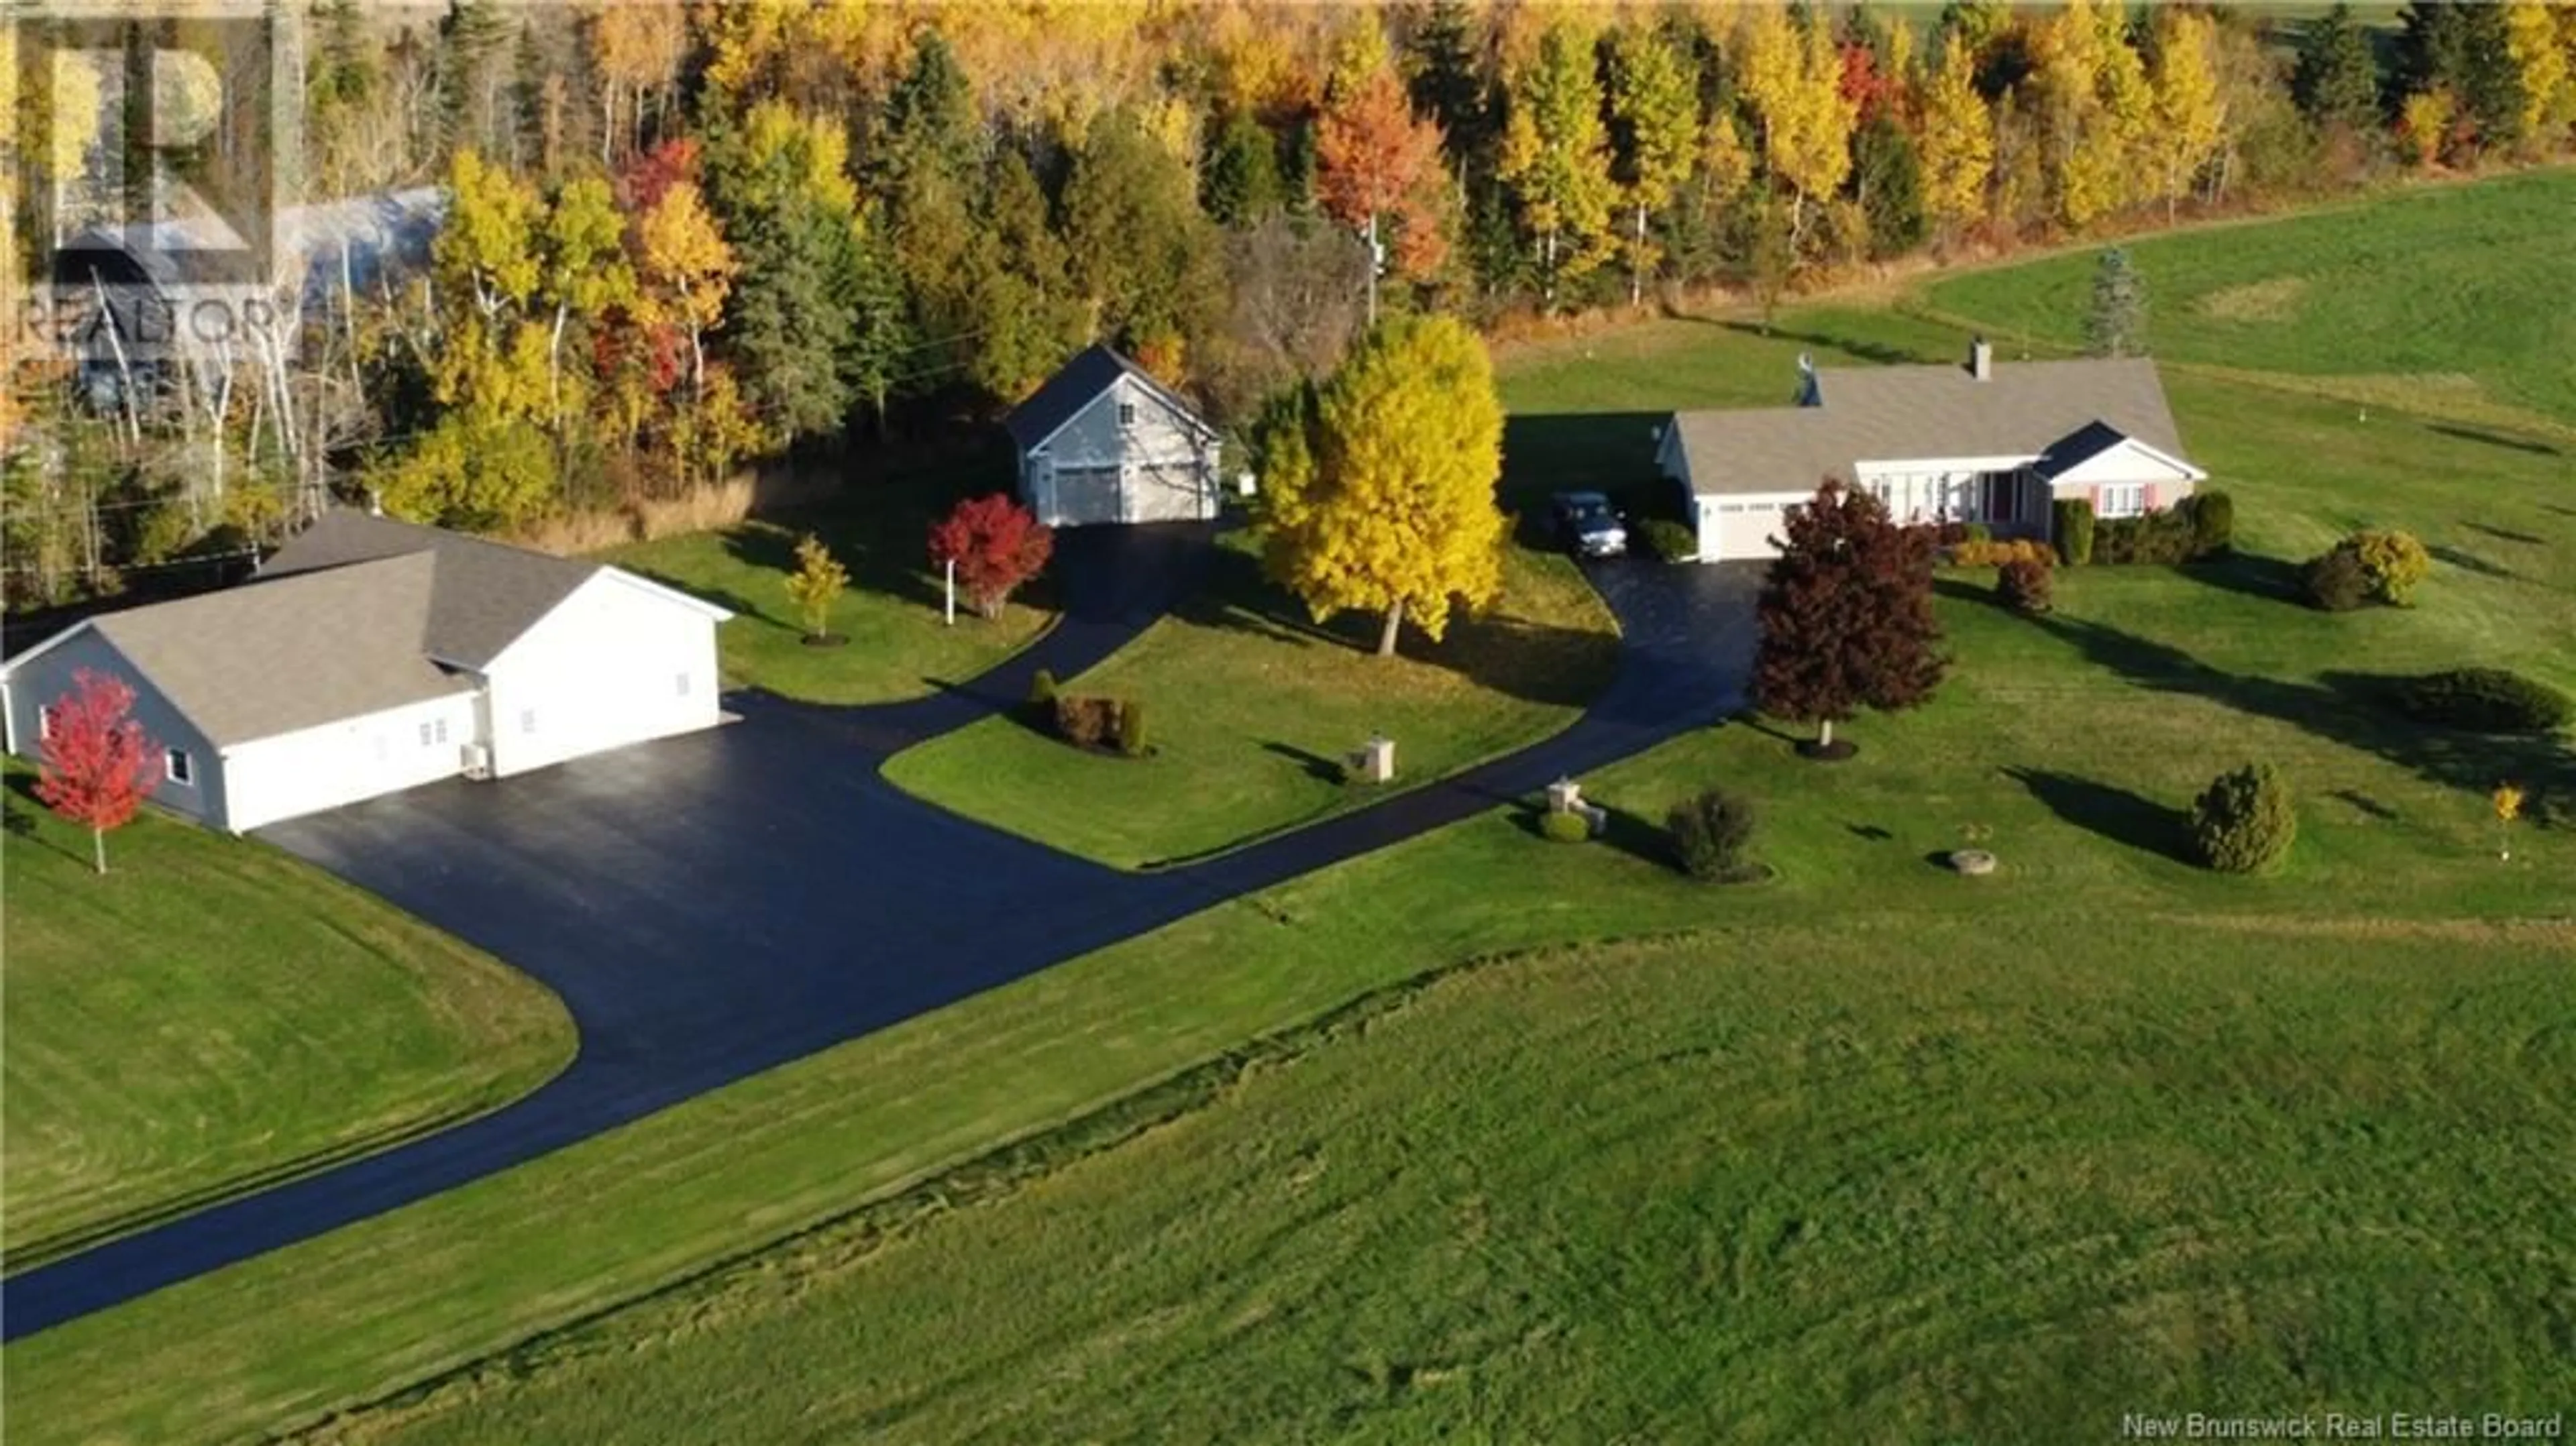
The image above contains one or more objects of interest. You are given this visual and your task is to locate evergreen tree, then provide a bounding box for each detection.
[1406,0,1491,170]
[967,148,1088,403]
[2084,246,2148,357]
[434,0,513,159]
[882,27,979,188]
[1851,111,1925,258]
[1202,110,1286,226]
[2292,3,2383,135]
[1061,107,1224,364]
[2395,1,2528,152]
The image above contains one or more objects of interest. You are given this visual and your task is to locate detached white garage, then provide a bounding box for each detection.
[1,510,731,832]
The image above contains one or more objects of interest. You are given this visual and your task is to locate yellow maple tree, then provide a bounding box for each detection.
[1920,32,1994,240]
[1258,315,1507,658]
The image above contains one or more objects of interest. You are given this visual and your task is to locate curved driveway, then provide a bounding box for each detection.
[0,529,1759,1340]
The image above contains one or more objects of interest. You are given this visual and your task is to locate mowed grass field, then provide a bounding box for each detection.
[610,447,1051,706]
[881,533,1617,868]
[1923,168,2576,435]
[0,779,576,1272]
[8,175,2574,1444]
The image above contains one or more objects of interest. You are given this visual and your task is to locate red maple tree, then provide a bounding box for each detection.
[617,136,701,215]
[928,494,1054,620]
[1315,67,1451,296]
[1752,479,1947,757]
[35,669,162,875]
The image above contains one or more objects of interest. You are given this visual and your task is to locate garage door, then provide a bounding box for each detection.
[1702,499,1791,561]
[1046,465,1124,527]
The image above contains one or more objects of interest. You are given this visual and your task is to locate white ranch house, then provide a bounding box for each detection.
[1004,344,1224,528]
[1657,339,2208,562]
[0,511,730,832]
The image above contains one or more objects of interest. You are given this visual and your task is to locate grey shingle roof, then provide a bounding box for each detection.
[1668,357,2194,496]
[86,551,473,746]
[260,510,600,669]
[1002,343,1212,451]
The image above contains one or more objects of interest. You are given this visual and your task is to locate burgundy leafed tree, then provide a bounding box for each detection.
[1752,479,1947,756]
[928,494,1054,620]
[35,669,162,875]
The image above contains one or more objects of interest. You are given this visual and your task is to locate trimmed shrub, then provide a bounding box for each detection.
[1951,537,2055,569]
[2053,497,2096,565]
[2302,545,2372,611]
[2351,528,2430,604]
[1666,788,1756,881]
[2192,761,2298,875]
[1539,809,1591,843]
[2092,506,2200,564]
[1996,555,2054,614]
[1052,694,1121,749]
[1116,698,1148,756]
[2398,668,2574,734]
[1640,518,1698,562]
[2189,489,2235,555]
[1028,668,1059,710]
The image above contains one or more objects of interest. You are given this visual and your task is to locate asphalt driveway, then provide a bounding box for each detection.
[0,544,1763,1339]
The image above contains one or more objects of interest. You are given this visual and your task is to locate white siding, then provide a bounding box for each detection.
[2043,437,2201,492]
[478,570,724,778]
[220,691,478,832]
[1024,378,1220,527]
[1854,455,2038,526]
[2,628,227,829]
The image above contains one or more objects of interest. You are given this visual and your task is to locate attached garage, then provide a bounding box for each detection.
[1692,494,1806,563]
[1,510,731,832]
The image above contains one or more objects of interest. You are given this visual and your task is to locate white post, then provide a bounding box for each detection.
[945,558,957,626]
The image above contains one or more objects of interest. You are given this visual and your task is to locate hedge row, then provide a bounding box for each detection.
[1029,670,1148,756]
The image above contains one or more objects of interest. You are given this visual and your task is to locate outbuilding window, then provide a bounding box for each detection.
[165,748,193,785]
[417,718,451,747]
[520,708,538,734]
[676,671,692,698]
[36,706,55,740]
[1118,400,1137,427]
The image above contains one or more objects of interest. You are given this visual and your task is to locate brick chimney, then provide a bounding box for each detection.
[1969,335,1993,382]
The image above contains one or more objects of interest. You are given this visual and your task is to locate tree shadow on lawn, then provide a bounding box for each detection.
[2426,544,2518,581]
[1499,412,1674,522]
[2426,423,2561,457]
[1706,318,1931,369]
[2001,766,2196,863]
[2463,522,2548,546]
[712,442,1054,618]
[2,774,93,866]
[2180,551,2308,605]
[2029,613,2576,828]
[1176,541,1620,710]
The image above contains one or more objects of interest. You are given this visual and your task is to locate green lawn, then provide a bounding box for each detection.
[608,447,1052,706]
[0,781,576,1272]
[9,176,2575,1445]
[881,534,1618,869]
[1921,167,2576,437]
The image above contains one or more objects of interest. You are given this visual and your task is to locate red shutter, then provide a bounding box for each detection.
[2143,484,2161,513]
[2086,485,2102,513]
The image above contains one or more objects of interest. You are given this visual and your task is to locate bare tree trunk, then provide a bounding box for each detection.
[1377,597,1406,658]
[1630,201,1648,308]
[1817,717,1835,750]
[93,826,107,876]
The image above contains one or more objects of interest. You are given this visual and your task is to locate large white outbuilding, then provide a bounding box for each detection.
[1656,339,2206,563]
[0,511,731,832]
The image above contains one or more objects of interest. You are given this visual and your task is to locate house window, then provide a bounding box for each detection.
[520,708,538,735]
[2098,483,2146,519]
[1980,474,2017,524]
[164,747,193,785]
[1117,400,1137,427]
